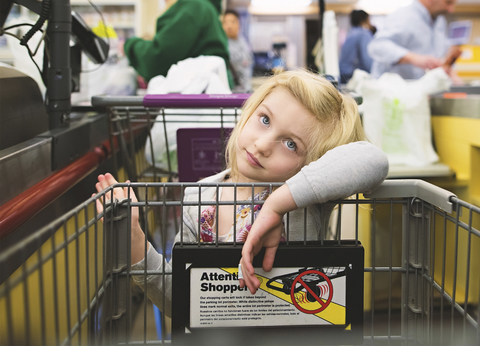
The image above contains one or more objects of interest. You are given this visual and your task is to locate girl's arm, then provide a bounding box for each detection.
[287,141,389,208]
[240,141,389,294]
[239,185,295,294]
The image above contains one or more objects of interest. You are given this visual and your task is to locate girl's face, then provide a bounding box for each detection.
[235,88,317,183]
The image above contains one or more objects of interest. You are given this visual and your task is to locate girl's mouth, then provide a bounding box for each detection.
[246,151,264,168]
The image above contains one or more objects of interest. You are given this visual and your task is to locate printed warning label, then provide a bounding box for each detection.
[190,267,347,328]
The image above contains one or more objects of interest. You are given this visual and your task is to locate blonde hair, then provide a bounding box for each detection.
[226,69,366,180]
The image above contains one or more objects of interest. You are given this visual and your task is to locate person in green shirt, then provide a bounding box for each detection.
[124,0,232,85]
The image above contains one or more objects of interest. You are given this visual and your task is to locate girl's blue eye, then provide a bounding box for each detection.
[284,139,297,151]
[260,115,270,126]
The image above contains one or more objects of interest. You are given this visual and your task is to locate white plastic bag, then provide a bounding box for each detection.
[72,24,137,104]
[354,68,451,167]
[146,55,231,95]
[85,57,137,97]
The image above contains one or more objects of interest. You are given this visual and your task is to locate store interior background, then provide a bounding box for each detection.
[1,1,479,343]
[2,0,480,102]
[1,0,479,215]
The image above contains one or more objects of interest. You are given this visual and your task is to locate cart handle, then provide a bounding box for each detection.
[364,179,456,213]
[92,94,251,108]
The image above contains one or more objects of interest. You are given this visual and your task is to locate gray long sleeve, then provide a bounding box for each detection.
[132,244,173,316]
[286,141,389,208]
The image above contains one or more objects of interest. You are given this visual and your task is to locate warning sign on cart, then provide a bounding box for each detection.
[172,241,364,345]
[190,266,347,328]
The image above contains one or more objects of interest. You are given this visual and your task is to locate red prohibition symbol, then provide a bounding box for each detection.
[290,269,333,314]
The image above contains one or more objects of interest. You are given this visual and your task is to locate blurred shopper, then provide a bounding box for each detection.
[368,0,457,80]
[222,9,254,93]
[339,10,374,83]
[124,0,232,84]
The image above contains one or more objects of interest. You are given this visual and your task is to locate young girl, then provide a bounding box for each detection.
[95,69,389,315]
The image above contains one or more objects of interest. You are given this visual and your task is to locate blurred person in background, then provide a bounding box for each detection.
[367,0,460,81]
[222,9,254,93]
[339,10,375,83]
[124,0,232,85]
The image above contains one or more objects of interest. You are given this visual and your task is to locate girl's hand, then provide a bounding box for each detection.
[94,173,148,264]
[239,185,298,294]
[239,205,283,294]
[94,173,138,223]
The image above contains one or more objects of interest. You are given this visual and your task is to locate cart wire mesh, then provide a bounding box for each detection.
[1,180,479,345]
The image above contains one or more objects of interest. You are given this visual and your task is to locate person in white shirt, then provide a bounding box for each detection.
[368,0,457,80]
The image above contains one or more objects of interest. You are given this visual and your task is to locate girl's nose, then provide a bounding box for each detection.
[254,136,273,156]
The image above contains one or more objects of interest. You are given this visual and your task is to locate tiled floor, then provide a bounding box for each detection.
[130,298,172,343]
[130,299,158,342]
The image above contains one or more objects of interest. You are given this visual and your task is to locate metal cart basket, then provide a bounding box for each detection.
[1,96,479,345]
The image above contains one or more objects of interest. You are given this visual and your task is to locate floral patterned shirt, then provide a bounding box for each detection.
[199,188,276,243]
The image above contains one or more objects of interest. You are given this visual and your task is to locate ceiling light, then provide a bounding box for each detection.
[251,0,313,9]
[356,0,413,14]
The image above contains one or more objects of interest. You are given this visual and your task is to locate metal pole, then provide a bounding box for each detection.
[404,199,431,344]
[46,0,71,129]
[318,0,324,40]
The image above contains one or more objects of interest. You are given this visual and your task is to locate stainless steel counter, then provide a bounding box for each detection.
[431,95,480,118]
[0,137,52,207]
[0,112,109,207]
[430,86,480,118]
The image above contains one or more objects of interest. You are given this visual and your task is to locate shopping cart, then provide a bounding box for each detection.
[1,95,479,346]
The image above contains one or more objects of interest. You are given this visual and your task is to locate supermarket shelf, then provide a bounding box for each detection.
[71,0,141,35]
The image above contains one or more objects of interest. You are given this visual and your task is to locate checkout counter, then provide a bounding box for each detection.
[0,0,111,258]
[0,67,112,266]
